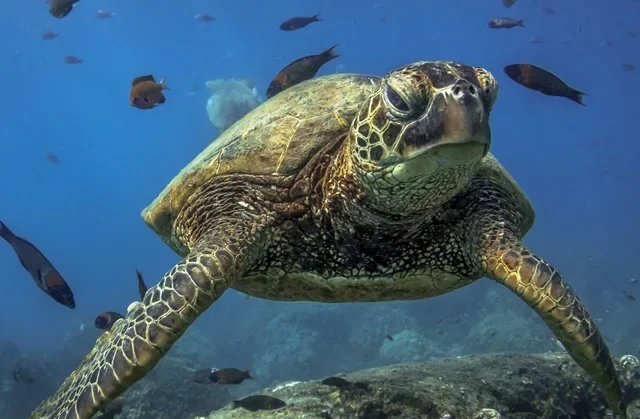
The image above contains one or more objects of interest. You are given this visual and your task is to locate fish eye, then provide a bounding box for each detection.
[384,84,411,115]
[143,97,149,103]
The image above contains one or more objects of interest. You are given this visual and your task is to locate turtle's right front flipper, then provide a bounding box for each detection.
[29,220,261,419]
[475,228,628,417]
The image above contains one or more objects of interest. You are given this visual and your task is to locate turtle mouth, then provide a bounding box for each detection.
[371,141,487,184]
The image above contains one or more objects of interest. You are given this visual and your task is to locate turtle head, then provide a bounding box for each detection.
[349,61,498,215]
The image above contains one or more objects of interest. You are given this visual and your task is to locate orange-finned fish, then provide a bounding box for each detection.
[279,15,321,31]
[266,45,340,99]
[0,221,75,308]
[130,75,170,109]
[136,267,147,300]
[49,0,79,18]
[94,311,124,331]
[503,64,587,106]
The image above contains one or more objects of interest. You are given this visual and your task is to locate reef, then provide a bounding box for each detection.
[199,352,640,419]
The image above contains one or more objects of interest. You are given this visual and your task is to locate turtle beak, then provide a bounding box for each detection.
[441,79,491,152]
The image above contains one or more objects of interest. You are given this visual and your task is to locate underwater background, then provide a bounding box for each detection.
[0,0,639,417]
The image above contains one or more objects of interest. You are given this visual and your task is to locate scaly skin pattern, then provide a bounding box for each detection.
[466,179,627,416]
[29,208,268,419]
[31,61,627,418]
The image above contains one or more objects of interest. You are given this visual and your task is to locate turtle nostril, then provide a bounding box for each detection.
[452,80,480,103]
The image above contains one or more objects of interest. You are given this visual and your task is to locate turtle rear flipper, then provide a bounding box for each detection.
[475,221,627,417]
[30,212,265,419]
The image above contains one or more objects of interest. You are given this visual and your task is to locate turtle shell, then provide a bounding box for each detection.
[142,73,380,251]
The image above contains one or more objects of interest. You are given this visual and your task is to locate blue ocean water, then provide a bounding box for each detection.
[0,0,639,415]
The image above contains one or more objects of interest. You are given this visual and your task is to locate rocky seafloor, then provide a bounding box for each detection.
[5,279,640,419]
[200,353,640,419]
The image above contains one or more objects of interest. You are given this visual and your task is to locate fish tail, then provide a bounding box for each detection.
[568,87,587,106]
[322,44,340,60]
[230,401,239,409]
[517,19,525,27]
[313,14,322,22]
[159,77,171,91]
[244,370,254,379]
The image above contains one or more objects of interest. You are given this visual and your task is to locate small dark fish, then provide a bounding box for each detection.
[503,64,587,106]
[41,30,59,40]
[503,0,517,7]
[488,329,497,337]
[63,55,82,64]
[95,311,124,331]
[136,268,147,300]
[94,10,114,19]
[211,368,253,384]
[488,17,525,29]
[195,13,215,22]
[541,7,555,15]
[45,152,60,163]
[280,15,321,31]
[231,395,286,412]
[384,334,393,341]
[49,0,79,18]
[321,376,351,388]
[621,63,636,72]
[130,75,169,109]
[631,278,638,284]
[100,397,124,419]
[266,45,340,99]
[0,221,75,308]
[622,290,636,301]
[192,368,253,384]
[529,36,544,44]
[12,366,35,383]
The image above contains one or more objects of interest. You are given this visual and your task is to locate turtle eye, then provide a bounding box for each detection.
[384,84,410,114]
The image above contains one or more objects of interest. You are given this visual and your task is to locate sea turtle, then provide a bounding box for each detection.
[31,61,628,418]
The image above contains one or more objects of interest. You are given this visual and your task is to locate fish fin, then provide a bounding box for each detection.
[157,93,166,104]
[132,75,155,87]
[159,77,170,90]
[313,14,322,22]
[322,44,340,60]
[136,267,148,299]
[517,19,525,27]
[568,87,587,106]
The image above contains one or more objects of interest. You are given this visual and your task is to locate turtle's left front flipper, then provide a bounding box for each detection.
[476,231,627,418]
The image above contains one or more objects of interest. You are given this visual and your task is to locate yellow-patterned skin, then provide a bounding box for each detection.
[31,62,627,419]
